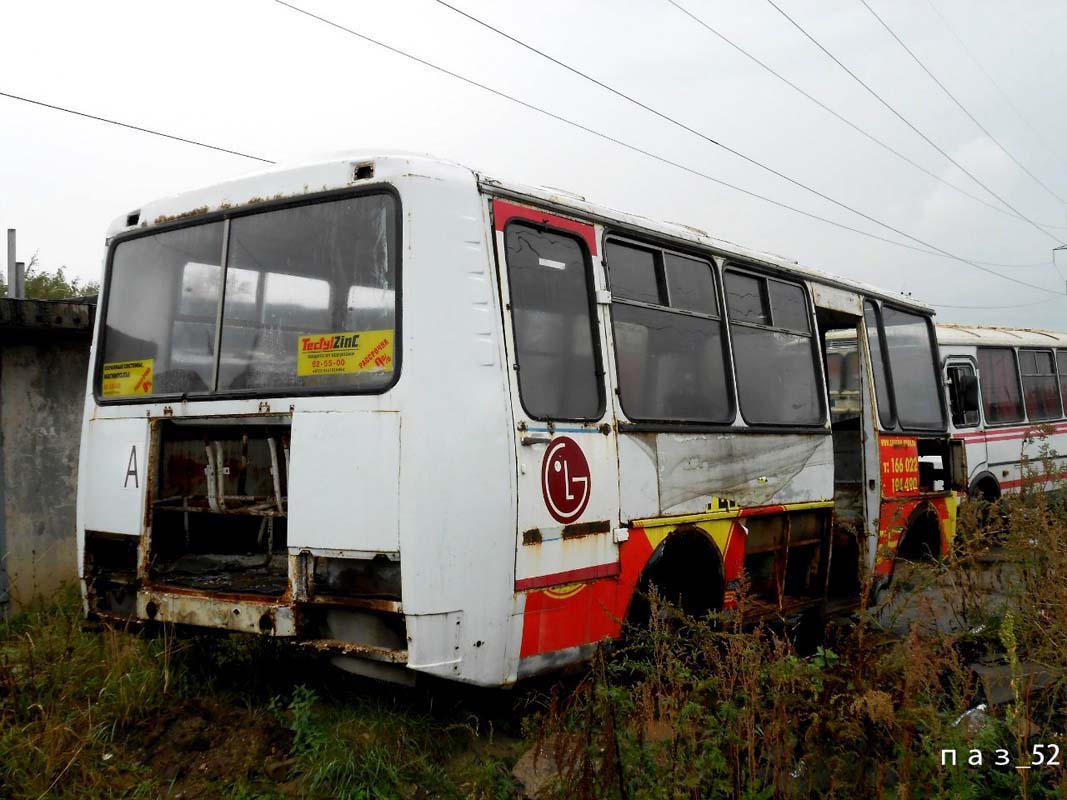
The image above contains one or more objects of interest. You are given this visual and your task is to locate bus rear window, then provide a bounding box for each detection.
[99,193,398,399]
[102,223,224,396]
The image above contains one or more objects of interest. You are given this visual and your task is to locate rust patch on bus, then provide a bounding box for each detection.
[561,520,611,540]
[522,528,542,545]
[153,206,209,225]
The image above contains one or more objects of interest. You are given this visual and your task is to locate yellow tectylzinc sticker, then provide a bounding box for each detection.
[102,359,154,396]
[296,330,394,377]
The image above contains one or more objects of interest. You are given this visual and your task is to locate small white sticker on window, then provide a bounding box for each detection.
[537,257,566,270]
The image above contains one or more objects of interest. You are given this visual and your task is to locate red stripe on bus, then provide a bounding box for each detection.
[955,424,1067,443]
[514,561,621,592]
[998,476,1066,490]
[957,422,1067,436]
[492,199,598,256]
[739,504,787,518]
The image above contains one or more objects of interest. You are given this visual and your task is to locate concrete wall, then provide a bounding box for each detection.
[0,299,94,615]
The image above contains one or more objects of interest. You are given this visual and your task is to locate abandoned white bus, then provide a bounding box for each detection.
[77,153,962,686]
[938,324,1067,500]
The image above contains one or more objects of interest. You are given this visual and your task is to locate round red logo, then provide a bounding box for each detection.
[541,436,591,524]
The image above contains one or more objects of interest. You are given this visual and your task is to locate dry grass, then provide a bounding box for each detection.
[537,482,1067,799]
[0,590,521,798]
[3,451,1067,797]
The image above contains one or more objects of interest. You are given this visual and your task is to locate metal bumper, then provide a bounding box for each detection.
[136,588,298,636]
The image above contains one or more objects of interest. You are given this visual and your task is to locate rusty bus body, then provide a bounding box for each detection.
[77,154,961,686]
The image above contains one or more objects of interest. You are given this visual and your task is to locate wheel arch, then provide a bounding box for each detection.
[895,501,944,562]
[627,525,726,624]
[969,471,1002,502]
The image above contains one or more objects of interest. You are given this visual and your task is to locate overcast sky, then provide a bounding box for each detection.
[2,0,1066,326]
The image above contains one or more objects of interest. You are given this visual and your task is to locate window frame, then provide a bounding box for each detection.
[863,299,947,434]
[975,345,1026,427]
[502,218,606,423]
[1018,346,1064,422]
[93,185,403,405]
[1059,349,1067,415]
[945,359,980,429]
[604,234,734,425]
[723,263,826,429]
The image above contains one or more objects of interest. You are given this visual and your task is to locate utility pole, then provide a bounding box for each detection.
[1055,245,1067,295]
[5,229,24,299]
[5,230,13,298]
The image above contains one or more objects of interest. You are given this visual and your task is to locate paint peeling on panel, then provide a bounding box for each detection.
[655,434,834,514]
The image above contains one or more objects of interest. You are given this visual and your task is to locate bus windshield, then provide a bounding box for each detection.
[99,193,398,399]
[864,302,944,431]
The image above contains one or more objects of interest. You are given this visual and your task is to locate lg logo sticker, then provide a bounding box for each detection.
[540,436,591,524]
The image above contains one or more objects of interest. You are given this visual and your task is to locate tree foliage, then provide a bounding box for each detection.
[0,253,99,301]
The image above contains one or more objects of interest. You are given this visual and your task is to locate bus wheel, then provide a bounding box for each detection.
[970,477,1001,504]
[626,527,724,629]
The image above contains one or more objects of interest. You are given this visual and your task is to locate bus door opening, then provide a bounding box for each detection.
[819,310,867,600]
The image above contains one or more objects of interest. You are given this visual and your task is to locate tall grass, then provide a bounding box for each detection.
[3,459,1066,797]
[0,589,520,798]
[537,484,1067,799]
[0,587,170,797]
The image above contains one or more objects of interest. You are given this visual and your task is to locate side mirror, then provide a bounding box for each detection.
[958,373,979,414]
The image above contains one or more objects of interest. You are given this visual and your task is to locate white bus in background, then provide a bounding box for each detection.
[938,325,1067,501]
[77,153,964,687]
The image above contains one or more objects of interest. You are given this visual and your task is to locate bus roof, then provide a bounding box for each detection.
[480,174,934,314]
[106,151,934,315]
[936,323,1067,349]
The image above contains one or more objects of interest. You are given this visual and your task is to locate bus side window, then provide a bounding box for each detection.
[726,270,822,426]
[946,363,980,428]
[605,240,731,424]
[976,347,1025,425]
[504,222,602,421]
[879,306,944,431]
[1019,348,1063,421]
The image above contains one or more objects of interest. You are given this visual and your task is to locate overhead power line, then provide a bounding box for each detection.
[430,0,1063,265]
[968,259,1056,269]
[928,297,1058,310]
[858,0,1067,208]
[924,0,1067,177]
[665,0,1067,236]
[424,0,1065,293]
[273,0,1062,299]
[0,90,275,164]
[763,0,1067,256]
